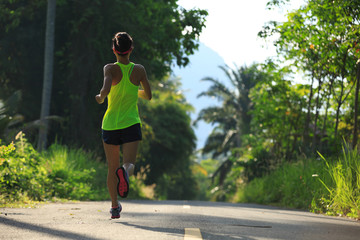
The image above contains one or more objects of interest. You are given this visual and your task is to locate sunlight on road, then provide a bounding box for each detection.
[184,228,203,240]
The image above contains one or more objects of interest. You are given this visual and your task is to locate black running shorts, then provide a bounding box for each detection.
[102,123,142,145]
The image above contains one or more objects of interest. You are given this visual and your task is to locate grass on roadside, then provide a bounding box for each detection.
[235,143,360,219]
[235,158,330,209]
[0,133,150,207]
[315,144,360,219]
[44,144,151,201]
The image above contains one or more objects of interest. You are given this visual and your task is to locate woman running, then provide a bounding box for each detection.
[95,32,152,219]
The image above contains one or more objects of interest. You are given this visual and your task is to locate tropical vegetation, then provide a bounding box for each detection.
[0,0,207,205]
[196,0,360,219]
[1,0,359,220]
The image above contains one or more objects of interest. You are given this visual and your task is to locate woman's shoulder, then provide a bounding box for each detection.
[132,63,146,73]
[103,63,118,70]
[103,63,121,75]
[130,64,147,81]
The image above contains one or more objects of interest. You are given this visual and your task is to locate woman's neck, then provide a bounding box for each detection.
[116,56,130,65]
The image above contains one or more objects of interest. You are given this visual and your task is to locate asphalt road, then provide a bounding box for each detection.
[1,200,359,240]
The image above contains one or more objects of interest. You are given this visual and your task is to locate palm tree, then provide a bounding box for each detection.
[196,64,262,184]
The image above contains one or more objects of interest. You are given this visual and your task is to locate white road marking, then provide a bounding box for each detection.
[183,205,191,209]
[184,228,203,240]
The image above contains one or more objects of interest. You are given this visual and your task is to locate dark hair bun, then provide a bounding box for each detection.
[112,32,133,55]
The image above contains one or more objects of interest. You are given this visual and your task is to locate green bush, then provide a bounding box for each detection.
[235,143,360,219]
[236,158,331,209]
[0,132,50,202]
[0,133,148,206]
[44,144,104,200]
[192,159,219,201]
[44,143,148,200]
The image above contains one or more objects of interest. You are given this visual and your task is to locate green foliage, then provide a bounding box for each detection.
[315,144,360,219]
[261,0,360,148]
[201,0,360,212]
[234,143,360,219]
[170,1,360,219]
[138,78,197,199]
[156,167,197,200]
[0,0,207,150]
[44,144,103,200]
[236,158,331,209]
[240,146,273,182]
[197,64,263,156]
[0,132,50,202]
[191,159,219,200]
[0,134,147,205]
[44,144,148,200]
[196,64,269,187]
[209,157,243,202]
[1,0,207,201]
[249,64,308,161]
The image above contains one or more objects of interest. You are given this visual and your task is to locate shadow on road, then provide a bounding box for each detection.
[117,203,359,240]
[126,200,358,224]
[0,216,104,240]
[119,221,183,238]
[118,220,261,240]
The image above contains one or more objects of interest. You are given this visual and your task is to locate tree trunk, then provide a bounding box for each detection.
[37,0,56,151]
[303,72,315,148]
[290,101,303,157]
[311,77,322,153]
[352,60,360,148]
[334,100,341,138]
[334,79,345,138]
[320,78,333,152]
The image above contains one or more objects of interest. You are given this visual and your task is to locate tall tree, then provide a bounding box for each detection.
[354,61,360,147]
[261,0,360,152]
[0,0,207,149]
[337,0,360,147]
[196,64,264,184]
[37,0,56,151]
[137,77,197,199]
[249,63,307,161]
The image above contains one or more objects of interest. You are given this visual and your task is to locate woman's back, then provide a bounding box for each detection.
[102,62,142,130]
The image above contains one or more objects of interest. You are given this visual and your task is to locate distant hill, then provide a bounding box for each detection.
[171,42,226,150]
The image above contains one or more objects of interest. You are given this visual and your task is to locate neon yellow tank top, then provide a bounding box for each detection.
[102,62,141,130]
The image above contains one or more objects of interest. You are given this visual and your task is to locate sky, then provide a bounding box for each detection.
[177,0,305,67]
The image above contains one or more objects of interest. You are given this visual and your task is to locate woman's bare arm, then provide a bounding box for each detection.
[137,65,152,100]
[95,64,113,104]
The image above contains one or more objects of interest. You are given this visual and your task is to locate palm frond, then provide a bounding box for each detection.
[198,77,233,101]
[211,159,233,185]
[196,106,238,128]
[4,90,22,116]
[221,129,238,149]
[202,130,226,156]
[196,63,267,187]
[219,65,240,90]
[202,126,238,159]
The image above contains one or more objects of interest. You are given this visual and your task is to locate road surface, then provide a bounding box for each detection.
[1,200,359,239]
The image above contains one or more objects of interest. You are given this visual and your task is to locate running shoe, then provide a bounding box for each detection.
[123,163,135,177]
[116,166,129,198]
[110,202,122,219]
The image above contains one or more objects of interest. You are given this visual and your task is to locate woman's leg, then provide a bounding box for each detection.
[103,141,120,207]
[122,141,140,176]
